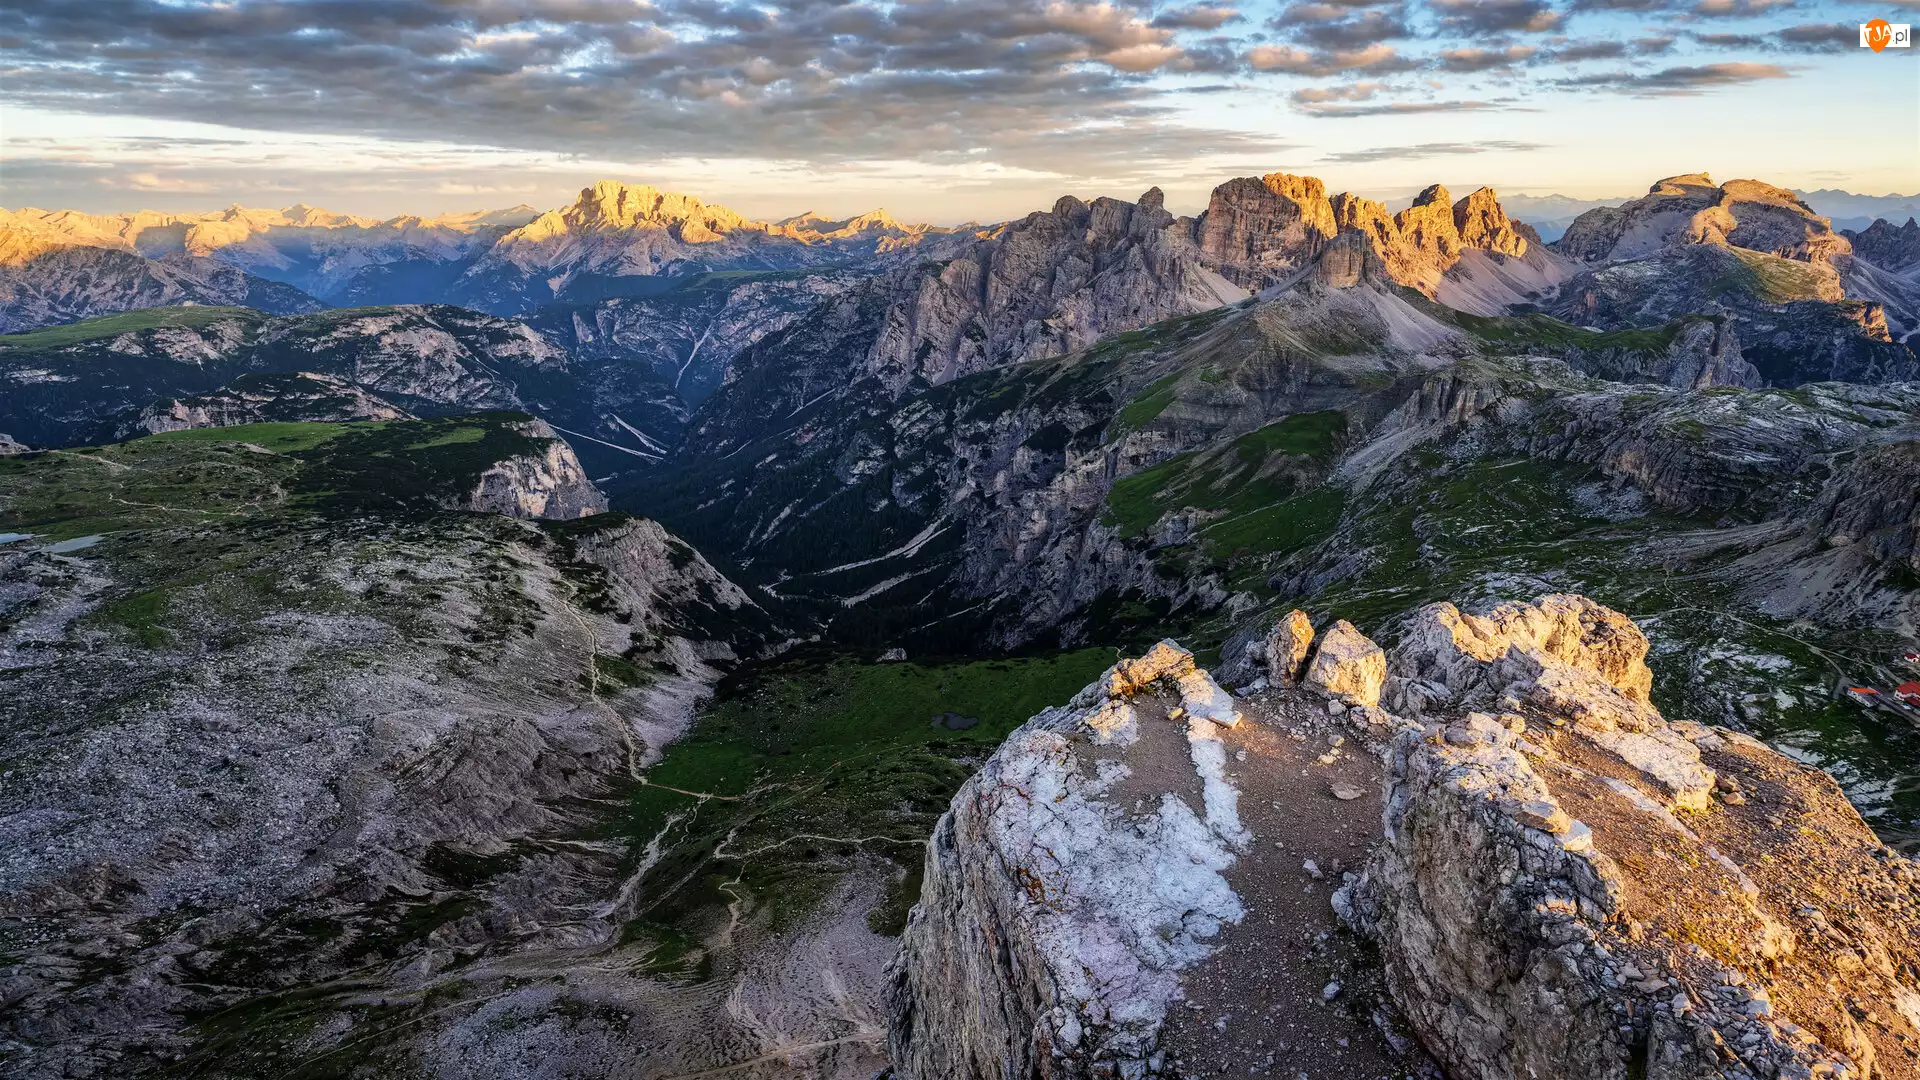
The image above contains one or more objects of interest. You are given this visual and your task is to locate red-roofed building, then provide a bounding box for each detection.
[1896,682,1920,706]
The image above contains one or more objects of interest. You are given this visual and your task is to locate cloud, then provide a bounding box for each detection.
[1555,61,1791,94]
[1438,44,1537,70]
[1297,98,1512,116]
[1289,80,1392,102]
[1430,0,1563,36]
[0,0,1282,183]
[1691,0,1797,17]
[1569,0,1677,10]
[1152,4,1243,29]
[109,171,216,193]
[1319,138,1547,162]
[1246,41,1417,73]
[1692,31,1769,46]
[1539,40,1628,60]
[1292,8,1414,48]
[1775,22,1855,50]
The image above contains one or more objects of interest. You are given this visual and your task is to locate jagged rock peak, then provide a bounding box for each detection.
[1649,171,1719,197]
[1845,215,1920,271]
[542,179,759,239]
[1195,172,1338,286]
[1451,185,1529,257]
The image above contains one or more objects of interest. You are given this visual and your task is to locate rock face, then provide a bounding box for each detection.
[1195,173,1338,287]
[1557,174,1851,267]
[1352,596,1920,1080]
[0,433,28,455]
[457,419,609,520]
[889,597,1920,1080]
[1453,186,1531,259]
[133,371,412,435]
[886,641,1250,1080]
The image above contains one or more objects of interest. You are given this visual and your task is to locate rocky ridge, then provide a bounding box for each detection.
[1847,218,1920,274]
[0,246,323,333]
[132,371,413,435]
[0,304,679,467]
[886,596,1920,1080]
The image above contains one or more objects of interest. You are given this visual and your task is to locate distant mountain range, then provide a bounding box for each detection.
[0,185,954,315]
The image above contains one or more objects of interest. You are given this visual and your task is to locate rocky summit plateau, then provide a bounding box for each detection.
[2,169,1917,1080]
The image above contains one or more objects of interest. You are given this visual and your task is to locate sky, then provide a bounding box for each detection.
[0,0,1915,224]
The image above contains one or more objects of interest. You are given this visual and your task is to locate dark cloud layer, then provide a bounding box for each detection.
[0,0,1282,176]
[1554,60,1792,93]
[0,0,1861,191]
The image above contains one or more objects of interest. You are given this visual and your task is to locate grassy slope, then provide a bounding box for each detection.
[612,648,1116,970]
[0,414,558,544]
[0,305,266,350]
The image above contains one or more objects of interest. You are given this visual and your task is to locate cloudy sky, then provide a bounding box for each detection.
[0,0,1913,223]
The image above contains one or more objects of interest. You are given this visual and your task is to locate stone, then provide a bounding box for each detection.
[1266,610,1315,689]
[1302,620,1386,707]
[1330,781,1366,801]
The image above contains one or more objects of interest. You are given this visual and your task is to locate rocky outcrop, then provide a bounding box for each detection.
[458,419,608,520]
[1195,173,1338,288]
[1302,618,1386,706]
[1845,217,1920,273]
[888,597,1920,1080]
[1453,186,1530,259]
[1266,608,1314,687]
[1557,174,1852,267]
[0,432,28,455]
[132,371,411,435]
[1347,595,1920,1080]
[886,641,1250,1079]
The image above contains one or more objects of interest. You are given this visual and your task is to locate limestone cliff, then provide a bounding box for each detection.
[457,418,609,520]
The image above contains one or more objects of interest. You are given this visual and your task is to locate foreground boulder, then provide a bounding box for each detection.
[886,595,1920,1080]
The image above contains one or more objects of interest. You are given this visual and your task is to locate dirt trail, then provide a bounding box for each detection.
[1152,688,1425,1080]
